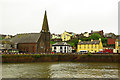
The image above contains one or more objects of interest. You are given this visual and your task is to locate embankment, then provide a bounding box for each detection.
[2,54,120,63]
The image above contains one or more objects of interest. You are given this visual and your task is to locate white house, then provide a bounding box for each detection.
[52,42,72,53]
[83,32,89,37]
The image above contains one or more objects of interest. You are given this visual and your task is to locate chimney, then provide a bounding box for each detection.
[91,30,93,33]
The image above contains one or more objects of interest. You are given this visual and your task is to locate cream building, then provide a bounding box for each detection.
[51,34,61,39]
[83,32,89,37]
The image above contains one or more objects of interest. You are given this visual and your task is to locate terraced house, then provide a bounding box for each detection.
[77,38,103,53]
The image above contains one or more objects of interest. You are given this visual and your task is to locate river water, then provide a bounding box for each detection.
[2,62,119,78]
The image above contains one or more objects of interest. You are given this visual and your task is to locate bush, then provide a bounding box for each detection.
[87,53,91,56]
[50,41,56,44]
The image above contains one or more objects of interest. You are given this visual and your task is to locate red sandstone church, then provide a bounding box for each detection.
[11,11,50,53]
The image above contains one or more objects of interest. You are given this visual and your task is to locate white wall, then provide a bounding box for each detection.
[52,46,72,53]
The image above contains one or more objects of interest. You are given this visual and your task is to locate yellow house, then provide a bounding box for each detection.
[61,31,75,41]
[115,38,120,53]
[77,38,103,53]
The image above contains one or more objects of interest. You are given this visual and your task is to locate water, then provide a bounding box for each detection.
[2,62,119,78]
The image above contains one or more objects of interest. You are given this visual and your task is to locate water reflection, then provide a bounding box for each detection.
[2,62,118,78]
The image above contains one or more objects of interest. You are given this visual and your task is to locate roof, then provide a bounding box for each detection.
[65,31,74,34]
[10,33,41,44]
[84,32,88,34]
[52,42,71,46]
[41,11,49,32]
[116,35,120,39]
[78,40,100,45]
[107,38,115,45]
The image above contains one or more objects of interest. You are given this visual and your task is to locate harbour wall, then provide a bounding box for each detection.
[2,54,120,63]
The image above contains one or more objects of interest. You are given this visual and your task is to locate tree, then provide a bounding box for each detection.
[50,41,56,44]
[101,37,107,44]
[67,38,78,47]
[89,33,101,40]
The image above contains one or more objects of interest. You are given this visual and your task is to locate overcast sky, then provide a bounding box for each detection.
[0,0,119,35]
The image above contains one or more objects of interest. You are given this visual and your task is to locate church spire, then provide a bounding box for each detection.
[41,10,49,32]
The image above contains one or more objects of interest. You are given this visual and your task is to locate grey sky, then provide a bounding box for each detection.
[0,0,119,35]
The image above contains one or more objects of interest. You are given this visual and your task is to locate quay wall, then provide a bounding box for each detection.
[2,54,120,63]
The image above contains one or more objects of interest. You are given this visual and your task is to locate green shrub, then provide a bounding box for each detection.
[87,53,91,56]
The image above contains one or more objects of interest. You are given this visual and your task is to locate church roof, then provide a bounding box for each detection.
[10,33,41,44]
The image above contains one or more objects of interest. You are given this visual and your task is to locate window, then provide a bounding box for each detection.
[80,47,81,49]
[54,47,56,49]
[60,47,62,49]
[64,47,66,49]
[64,50,66,53]
[33,46,35,52]
[88,47,89,49]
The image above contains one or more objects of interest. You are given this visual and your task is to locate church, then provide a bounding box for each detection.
[11,11,50,53]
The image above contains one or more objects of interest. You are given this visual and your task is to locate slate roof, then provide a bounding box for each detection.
[52,42,71,46]
[10,33,41,44]
[78,40,100,45]
[66,32,73,34]
[117,35,120,40]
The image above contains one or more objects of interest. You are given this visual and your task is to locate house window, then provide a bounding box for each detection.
[33,46,35,52]
[64,50,66,53]
[91,46,93,48]
[54,47,56,49]
[60,47,62,49]
[88,47,89,49]
[64,47,66,49]
[80,47,81,49]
